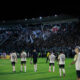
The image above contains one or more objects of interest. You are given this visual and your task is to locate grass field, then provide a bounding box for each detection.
[0,58,77,80]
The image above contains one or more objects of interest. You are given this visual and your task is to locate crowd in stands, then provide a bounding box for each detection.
[0,22,80,57]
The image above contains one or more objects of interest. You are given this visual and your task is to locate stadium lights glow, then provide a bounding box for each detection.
[54,14,58,17]
[39,16,42,19]
[25,18,27,21]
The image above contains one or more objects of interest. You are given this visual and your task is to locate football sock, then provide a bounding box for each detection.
[13,66,15,72]
[53,66,55,72]
[59,69,62,76]
[24,65,26,72]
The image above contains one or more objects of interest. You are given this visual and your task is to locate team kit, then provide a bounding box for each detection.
[10,47,80,78]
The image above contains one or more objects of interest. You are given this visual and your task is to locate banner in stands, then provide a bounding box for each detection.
[51,25,60,33]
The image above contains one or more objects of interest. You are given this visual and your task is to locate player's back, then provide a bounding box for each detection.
[11,53,17,62]
[49,54,55,63]
[21,52,26,61]
[58,54,65,64]
[75,53,80,70]
[33,52,37,60]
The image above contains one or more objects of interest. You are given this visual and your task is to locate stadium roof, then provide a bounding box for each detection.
[0,15,79,25]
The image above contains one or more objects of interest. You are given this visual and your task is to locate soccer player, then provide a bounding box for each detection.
[49,51,56,72]
[10,51,17,72]
[31,49,38,72]
[46,51,50,63]
[58,51,65,77]
[70,46,80,80]
[20,50,27,72]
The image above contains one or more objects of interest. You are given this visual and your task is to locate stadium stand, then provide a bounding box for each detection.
[0,15,80,57]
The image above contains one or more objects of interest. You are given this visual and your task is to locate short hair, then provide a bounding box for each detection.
[75,46,80,51]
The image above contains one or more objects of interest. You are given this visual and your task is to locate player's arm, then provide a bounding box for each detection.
[70,61,76,65]
[70,55,77,65]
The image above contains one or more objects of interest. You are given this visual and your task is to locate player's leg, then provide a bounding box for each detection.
[33,59,37,72]
[62,68,65,76]
[53,63,55,72]
[34,64,36,72]
[35,64,37,71]
[59,65,62,77]
[49,63,51,72]
[35,62,37,72]
[35,59,37,72]
[21,61,23,72]
[59,68,62,77]
[76,71,80,80]
[62,65,65,77]
[24,61,26,72]
[12,62,15,72]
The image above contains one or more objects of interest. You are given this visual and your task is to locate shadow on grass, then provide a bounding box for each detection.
[0,71,48,76]
[0,72,26,75]
[33,76,60,80]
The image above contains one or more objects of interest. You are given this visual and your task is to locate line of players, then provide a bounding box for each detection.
[10,47,80,80]
[10,49,38,73]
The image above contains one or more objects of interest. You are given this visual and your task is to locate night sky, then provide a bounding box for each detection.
[0,3,80,21]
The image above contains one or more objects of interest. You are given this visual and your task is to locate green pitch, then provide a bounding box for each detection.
[0,58,76,80]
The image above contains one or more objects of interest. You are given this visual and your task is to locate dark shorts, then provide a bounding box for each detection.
[11,62,15,66]
[59,65,65,68]
[33,59,37,64]
[21,61,26,65]
[49,63,54,66]
[76,70,80,78]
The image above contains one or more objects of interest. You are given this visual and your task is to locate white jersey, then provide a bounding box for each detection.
[49,54,55,63]
[58,54,65,65]
[74,53,80,70]
[10,53,17,62]
[21,52,27,61]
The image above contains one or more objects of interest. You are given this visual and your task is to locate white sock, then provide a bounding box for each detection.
[21,65,23,71]
[62,69,65,74]
[34,65,36,72]
[13,66,15,72]
[24,65,26,72]
[49,66,51,72]
[59,69,61,76]
[53,66,55,72]
[35,64,37,71]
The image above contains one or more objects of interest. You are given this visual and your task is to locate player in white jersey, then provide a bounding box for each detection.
[10,51,17,72]
[20,50,27,72]
[70,46,80,80]
[49,52,55,72]
[58,51,65,77]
